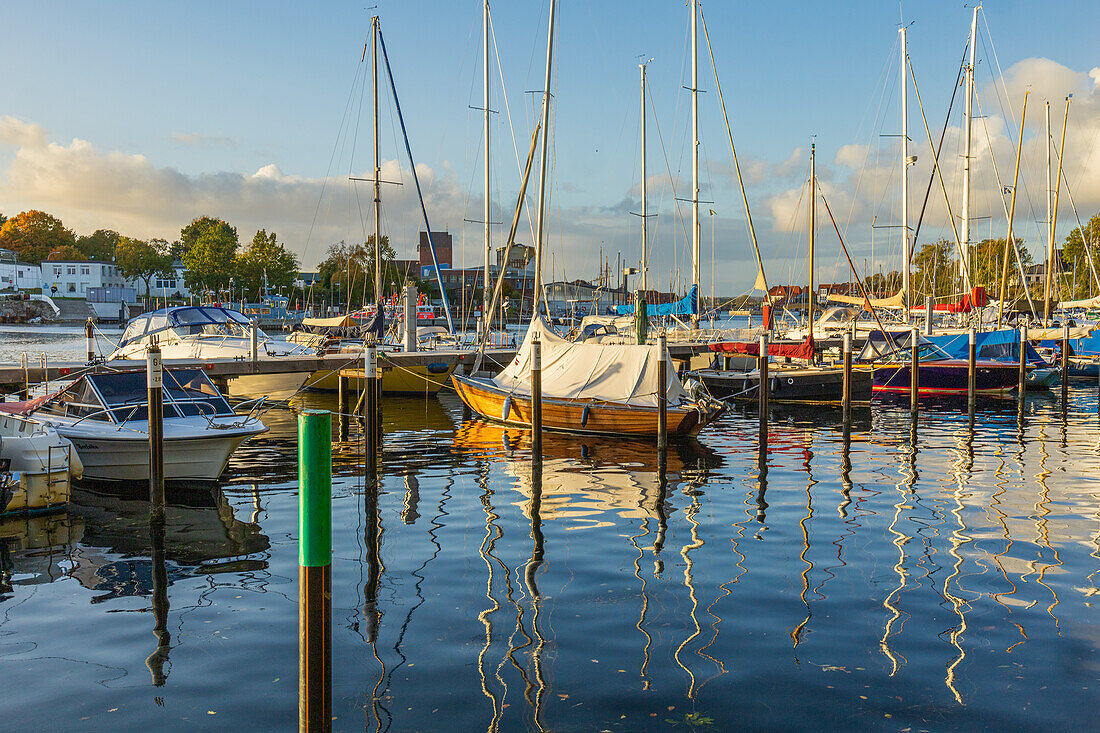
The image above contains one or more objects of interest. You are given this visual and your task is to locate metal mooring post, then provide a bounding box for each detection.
[298,410,332,733]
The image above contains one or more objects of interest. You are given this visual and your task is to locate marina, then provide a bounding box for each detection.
[2,0,1100,729]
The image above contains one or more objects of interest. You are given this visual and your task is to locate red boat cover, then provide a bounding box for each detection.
[910,286,988,314]
[0,394,53,416]
[709,336,814,360]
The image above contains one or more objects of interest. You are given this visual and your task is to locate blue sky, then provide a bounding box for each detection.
[1,1,1098,293]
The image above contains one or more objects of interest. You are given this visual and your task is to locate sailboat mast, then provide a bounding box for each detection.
[900,25,911,316]
[483,0,491,327]
[808,143,816,351]
[1049,96,1070,319]
[690,0,700,325]
[1043,100,1053,324]
[960,6,977,291]
[640,59,649,292]
[533,0,556,316]
[372,15,382,305]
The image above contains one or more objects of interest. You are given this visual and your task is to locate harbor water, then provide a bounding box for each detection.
[1,376,1099,730]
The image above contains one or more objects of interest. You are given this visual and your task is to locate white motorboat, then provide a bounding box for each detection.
[107,305,319,398]
[0,413,82,514]
[0,369,266,483]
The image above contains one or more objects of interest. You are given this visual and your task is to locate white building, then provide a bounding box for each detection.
[132,260,192,300]
[40,260,127,297]
[0,249,41,291]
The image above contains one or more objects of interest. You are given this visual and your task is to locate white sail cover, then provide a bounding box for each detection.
[493,317,685,407]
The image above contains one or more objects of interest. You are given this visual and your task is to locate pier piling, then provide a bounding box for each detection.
[909,326,919,413]
[298,410,332,733]
[85,318,95,363]
[337,376,349,441]
[147,345,165,524]
[364,344,379,473]
[758,333,768,472]
[531,336,542,461]
[1061,322,1070,408]
[842,331,852,431]
[967,327,977,410]
[404,284,417,352]
[657,333,668,452]
[1018,325,1028,404]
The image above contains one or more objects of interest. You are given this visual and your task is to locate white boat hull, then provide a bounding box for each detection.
[60,431,258,482]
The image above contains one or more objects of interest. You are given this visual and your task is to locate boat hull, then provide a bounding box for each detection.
[451,374,713,438]
[59,431,258,482]
[691,365,873,403]
[871,360,1018,395]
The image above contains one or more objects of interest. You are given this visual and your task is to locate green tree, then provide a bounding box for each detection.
[180,217,238,295]
[1061,211,1100,300]
[234,229,300,299]
[116,237,174,298]
[970,237,1032,298]
[317,234,397,305]
[75,229,119,261]
[912,238,957,305]
[0,210,77,263]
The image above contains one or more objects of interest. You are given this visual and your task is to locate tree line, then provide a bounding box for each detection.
[0,209,299,300]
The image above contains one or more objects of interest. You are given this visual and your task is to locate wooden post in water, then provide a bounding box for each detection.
[967,326,977,410]
[298,410,332,733]
[364,344,379,473]
[924,297,933,336]
[910,326,920,412]
[85,318,96,363]
[531,336,542,461]
[1061,322,1070,408]
[147,345,165,524]
[657,333,668,452]
[403,284,417,352]
[1018,325,1028,406]
[758,333,768,471]
[20,353,29,399]
[842,331,852,427]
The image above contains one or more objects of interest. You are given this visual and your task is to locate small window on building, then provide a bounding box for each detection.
[54,267,62,276]
[67,266,76,275]
[81,266,90,275]
[67,283,76,292]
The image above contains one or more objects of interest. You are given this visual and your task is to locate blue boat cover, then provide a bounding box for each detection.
[615,284,697,316]
[926,329,1045,364]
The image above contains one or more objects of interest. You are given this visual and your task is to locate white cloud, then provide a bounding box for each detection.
[0,116,47,148]
[170,131,238,148]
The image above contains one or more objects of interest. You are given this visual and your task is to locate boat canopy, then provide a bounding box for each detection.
[37,369,234,423]
[119,306,258,348]
[492,317,685,408]
[614,284,698,317]
[926,329,1045,364]
[856,330,951,362]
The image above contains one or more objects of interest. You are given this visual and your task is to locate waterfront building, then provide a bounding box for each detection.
[40,259,126,297]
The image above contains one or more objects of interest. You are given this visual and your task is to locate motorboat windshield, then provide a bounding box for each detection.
[119,306,261,348]
[36,369,235,424]
[857,330,951,363]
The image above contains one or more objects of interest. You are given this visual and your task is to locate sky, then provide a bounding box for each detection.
[1,0,1098,295]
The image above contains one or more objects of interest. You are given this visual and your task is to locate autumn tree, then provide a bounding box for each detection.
[317,235,398,305]
[1061,211,1100,300]
[116,237,174,298]
[969,237,1032,298]
[75,229,120,261]
[0,210,77,263]
[234,229,300,299]
[179,217,238,294]
[911,239,957,305]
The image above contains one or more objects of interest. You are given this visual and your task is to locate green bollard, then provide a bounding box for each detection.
[298,410,331,733]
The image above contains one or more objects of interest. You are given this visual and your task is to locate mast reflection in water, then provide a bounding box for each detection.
[0,390,1097,731]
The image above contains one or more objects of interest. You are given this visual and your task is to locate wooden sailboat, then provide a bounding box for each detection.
[453,0,723,438]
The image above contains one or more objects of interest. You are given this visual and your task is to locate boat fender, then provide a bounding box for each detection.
[427,362,450,374]
[502,396,512,421]
[581,444,590,459]
[581,403,591,427]
[787,377,794,385]
[770,377,778,393]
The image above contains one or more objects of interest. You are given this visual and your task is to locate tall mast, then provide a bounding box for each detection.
[960,6,977,291]
[808,143,816,351]
[372,15,382,305]
[640,58,650,292]
[483,0,491,326]
[900,25,911,316]
[533,0,556,316]
[690,0,700,326]
[1046,96,1071,324]
[1043,100,1053,324]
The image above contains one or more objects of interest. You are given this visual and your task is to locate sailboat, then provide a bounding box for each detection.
[691,144,872,403]
[452,0,724,438]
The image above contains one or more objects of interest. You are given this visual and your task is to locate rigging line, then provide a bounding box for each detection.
[646,77,690,254]
[489,11,538,247]
[909,60,971,287]
[910,40,968,261]
[1057,161,1100,295]
[699,9,767,293]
